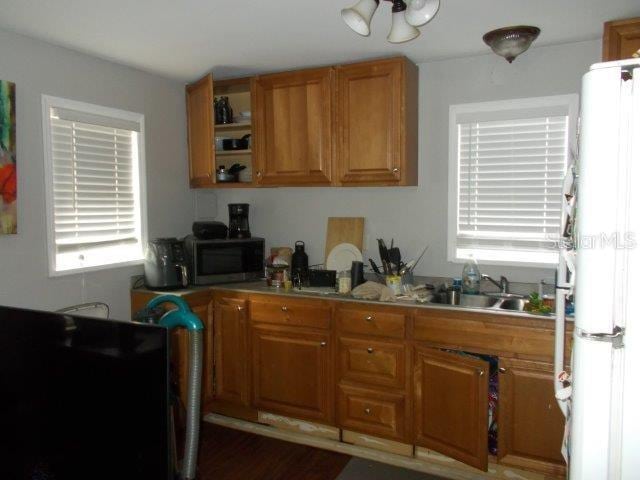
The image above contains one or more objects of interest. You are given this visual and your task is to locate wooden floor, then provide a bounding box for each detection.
[197,422,352,480]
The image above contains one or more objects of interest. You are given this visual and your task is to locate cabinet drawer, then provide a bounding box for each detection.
[336,307,406,339]
[338,337,407,389]
[250,297,331,329]
[337,385,407,441]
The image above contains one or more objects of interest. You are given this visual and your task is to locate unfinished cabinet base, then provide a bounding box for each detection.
[204,413,552,480]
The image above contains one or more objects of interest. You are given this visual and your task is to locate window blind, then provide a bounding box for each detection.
[456,115,569,257]
[46,102,144,273]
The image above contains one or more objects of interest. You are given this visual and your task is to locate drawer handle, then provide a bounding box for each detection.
[365,315,373,322]
[367,347,374,354]
[392,167,400,174]
[281,306,288,312]
[499,367,507,374]
[364,407,371,415]
[320,341,327,347]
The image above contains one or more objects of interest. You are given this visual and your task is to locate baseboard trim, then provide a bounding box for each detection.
[203,413,542,480]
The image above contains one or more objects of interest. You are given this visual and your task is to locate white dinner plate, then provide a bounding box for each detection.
[326,243,363,272]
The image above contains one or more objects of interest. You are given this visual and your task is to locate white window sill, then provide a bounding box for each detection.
[50,258,144,277]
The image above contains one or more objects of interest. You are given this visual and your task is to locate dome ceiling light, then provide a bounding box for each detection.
[341,0,440,44]
[483,26,541,63]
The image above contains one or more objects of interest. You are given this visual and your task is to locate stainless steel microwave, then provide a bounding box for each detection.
[183,236,264,285]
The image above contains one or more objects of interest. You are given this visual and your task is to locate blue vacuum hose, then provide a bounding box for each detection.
[147,295,203,480]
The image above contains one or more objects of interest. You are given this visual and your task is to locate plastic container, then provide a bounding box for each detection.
[338,271,352,294]
[462,257,481,294]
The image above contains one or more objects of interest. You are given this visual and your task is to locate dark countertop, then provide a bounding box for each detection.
[135,280,562,322]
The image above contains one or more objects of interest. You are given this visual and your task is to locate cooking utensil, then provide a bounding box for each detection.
[369,258,381,275]
[228,163,246,174]
[410,245,429,272]
[388,247,402,274]
[222,134,251,151]
[377,239,388,275]
[216,165,238,183]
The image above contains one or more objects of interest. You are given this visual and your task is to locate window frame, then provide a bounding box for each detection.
[41,95,148,277]
[447,94,579,268]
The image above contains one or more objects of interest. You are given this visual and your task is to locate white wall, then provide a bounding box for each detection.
[212,39,601,283]
[0,28,193,319]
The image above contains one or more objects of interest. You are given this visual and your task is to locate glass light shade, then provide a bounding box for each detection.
[341,0,379,37]
[404,0,440,27]
[483,26,541,63]
[387,11,420,43]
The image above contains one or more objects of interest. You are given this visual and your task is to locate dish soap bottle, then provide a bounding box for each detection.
[462,257,480,294]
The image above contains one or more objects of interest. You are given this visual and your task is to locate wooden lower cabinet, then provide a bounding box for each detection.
[213,295,249,405]
[413,346,489,471]
[132,288,568,477]
[130,290,214,408]
[498,358,566,477]
[337,384,408,442]
[251,325,333,424]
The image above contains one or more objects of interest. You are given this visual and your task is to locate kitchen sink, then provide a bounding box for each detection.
[460,294,501,308]
[423,292,529,312]
[425,293,500,308]
[496,297,530,311]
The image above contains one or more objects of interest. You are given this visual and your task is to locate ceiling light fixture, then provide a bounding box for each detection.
[483,26,541,63]
[341,0,440,44]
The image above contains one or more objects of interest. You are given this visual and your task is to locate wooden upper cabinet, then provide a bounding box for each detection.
[214,296,249,405]
[335,57,418,186]
[498,359,566,477]
[251,326,333,424]
[186,74,215,187]
[603,18,640,61]
[254,67,334,185]
[414,347,489,471]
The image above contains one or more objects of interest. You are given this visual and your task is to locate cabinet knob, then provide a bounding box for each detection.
[236,305,244,311]
[320,341,327,347]
[392,167,400,174]
[499,367,507,374]
[478,369,484,376]
[367,347,374,354]
[257,171,263,177]
[281,306,288,312]
[365,315,373,322]
[364,408,371,415]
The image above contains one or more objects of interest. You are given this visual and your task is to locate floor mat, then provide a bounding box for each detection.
[336,457,446,480]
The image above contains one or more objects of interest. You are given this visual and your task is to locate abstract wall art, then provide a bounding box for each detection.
[0,80,16,234]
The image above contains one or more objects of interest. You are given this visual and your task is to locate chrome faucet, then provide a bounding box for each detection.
[481,274,509,294]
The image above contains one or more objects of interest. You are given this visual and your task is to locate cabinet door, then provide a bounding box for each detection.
[336,58,418,186]
[186,73,215,187]
[254,67,333,185]
[414,347,489,471]
[252,326,333,424]
[214,296,249,405]
[498,359,566,477]
[603,18,640,61]
[190,297,215,405]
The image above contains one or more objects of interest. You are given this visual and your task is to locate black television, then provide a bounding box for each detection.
[0,305,171,480]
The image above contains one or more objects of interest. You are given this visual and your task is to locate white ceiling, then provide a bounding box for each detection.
[0,0,637,82]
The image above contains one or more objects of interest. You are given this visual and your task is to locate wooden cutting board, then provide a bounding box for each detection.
[325,217,365,263]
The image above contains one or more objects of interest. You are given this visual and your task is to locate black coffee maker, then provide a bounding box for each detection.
[228,203,251,239]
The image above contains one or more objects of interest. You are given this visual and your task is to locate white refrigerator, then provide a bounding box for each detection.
[555,58,640,479]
